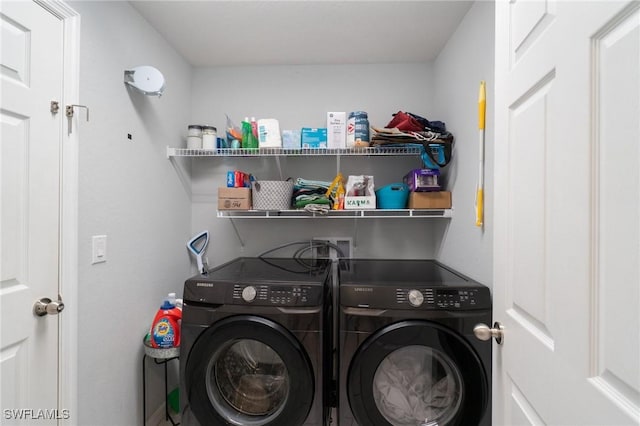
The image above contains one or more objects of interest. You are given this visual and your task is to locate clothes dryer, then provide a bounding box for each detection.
[338,259,491,426]
[180,257,332,426]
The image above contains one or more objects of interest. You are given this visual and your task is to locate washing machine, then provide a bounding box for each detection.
[338,259,492,426]
[180,257,332,426]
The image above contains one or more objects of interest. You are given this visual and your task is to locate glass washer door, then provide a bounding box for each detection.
[209,339,289,417]
[347,320,488,426]
[372,345,463,426]
[186,315,315,426]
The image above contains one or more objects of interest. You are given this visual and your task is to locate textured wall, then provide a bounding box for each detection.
[189,63,447,266]
[433,1,495,287]
[71,2,193,424]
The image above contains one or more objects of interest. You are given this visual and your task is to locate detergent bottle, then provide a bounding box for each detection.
[150,293,182,348]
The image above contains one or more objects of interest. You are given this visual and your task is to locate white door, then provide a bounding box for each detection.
[1,1,64,424]
[494,0,639,425]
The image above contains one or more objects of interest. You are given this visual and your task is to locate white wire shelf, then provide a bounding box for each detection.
[167,146,422,158]
[217,209,452,219]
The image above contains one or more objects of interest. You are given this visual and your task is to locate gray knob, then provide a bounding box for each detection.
[473,322,504,345]
[34,296,65,317]
[408,289,424,307]
[242,286,257,302]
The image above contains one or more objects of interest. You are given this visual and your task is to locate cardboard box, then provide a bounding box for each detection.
[403,168,441,192]
[327,112,346,148]
[301,128,327,148]
[408,191,451,209]
[344,195,376,210]
[218,187,251,210]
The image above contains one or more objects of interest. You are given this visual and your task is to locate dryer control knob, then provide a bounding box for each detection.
[408,289,424,307]
[242,286,257,302]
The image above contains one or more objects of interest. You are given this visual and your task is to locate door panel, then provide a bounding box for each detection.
[510,0,555,63]
[592,4,640,407]
[0,2,63,423]
[509,380,546,426]
[494,1,640,424]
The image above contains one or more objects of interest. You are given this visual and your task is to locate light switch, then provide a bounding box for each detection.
[92,235,107,264]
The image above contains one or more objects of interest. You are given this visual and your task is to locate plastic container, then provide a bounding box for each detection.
[347,111,370,147]
[250,117,258,139]
[187,125,202,149]
[242,118,258,149]
[150,293,182,348]
[258,119,282,148]
[375,183,410,209]
[202,126,217,150]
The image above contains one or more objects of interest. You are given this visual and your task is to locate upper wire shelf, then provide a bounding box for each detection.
[166,146,422,158]
[217,209,453,219]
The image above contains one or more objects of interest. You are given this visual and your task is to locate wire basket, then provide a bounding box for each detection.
[251,180,294,210]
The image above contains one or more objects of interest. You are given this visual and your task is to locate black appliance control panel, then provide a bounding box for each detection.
[341,285,491,310]
[231,284,321,307]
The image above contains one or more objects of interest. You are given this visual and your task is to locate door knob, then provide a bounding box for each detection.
[473,321,504,344]
[34,295,65,316]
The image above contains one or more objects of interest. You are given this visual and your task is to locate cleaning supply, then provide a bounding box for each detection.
[250,116,258,139]
[150,293,182,348]
[241,117,258,149]
[187,231,209,274]
[257,118,282,148]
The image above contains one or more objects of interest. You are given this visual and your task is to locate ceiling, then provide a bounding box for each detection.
[130,1,474,67]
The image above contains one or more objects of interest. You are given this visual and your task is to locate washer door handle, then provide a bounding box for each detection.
[473,321,504,345]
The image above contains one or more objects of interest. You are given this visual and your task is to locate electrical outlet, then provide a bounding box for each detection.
[312,237,352,259]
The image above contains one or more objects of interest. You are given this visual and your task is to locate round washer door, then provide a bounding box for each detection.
[348,320,488,426]
[186,315,314,426]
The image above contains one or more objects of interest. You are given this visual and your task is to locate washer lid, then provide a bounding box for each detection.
[339,259,482,287]
[190,257,330,284]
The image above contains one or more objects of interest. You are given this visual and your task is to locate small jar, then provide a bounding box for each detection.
[187,125,202,149]
[202,126,217,150]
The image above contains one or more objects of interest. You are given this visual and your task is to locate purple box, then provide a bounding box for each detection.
[403,168,441,192]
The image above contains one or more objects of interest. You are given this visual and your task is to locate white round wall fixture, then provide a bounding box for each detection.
[124,65,165,96]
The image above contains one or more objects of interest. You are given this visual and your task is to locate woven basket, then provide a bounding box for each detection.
[251,180,294,210]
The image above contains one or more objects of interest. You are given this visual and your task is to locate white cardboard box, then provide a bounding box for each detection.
[344,195,376,210]
[327,112,346,149]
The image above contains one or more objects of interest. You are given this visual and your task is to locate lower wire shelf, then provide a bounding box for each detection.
[217,208,453,219]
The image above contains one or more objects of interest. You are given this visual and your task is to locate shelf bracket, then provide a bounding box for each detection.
[275,155,283,181]
[353,216,359,251]
[336,154,341,175]
[228,218,245,248]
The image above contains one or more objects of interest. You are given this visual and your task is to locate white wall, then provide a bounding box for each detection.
[67,2,493,422]
[433,1,495,286]
[189,64,451,265]
[70,2,193,424]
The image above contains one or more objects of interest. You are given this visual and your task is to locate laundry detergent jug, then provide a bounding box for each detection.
[150,293,182,348]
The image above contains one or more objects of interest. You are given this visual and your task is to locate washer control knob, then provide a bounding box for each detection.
[242,286,257,302]
[408,289,424,307]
